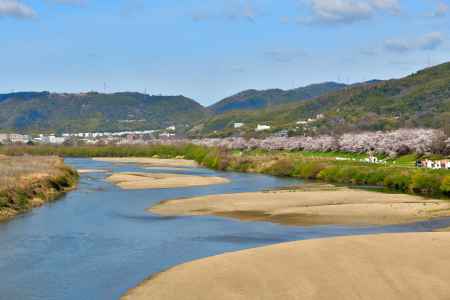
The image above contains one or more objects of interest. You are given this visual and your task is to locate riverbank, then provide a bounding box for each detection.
[122,232,450,300]
[3,144,450,199]
[0,156,79,221]
[149,187,450,226]
[107,172,229,189]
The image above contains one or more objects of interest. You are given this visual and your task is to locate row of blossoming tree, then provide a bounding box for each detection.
[175,129,450,157]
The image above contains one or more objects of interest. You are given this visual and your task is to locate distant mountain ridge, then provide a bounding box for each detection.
[3,61,449,137]
[0,92,209,133]
[197,62,450,136]
[0,82,352,134]
[209,82,348,114]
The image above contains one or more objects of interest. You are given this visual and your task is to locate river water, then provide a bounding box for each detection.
[1,158,450,300]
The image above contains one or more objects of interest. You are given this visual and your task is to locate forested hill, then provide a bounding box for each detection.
[285,61,450,133]
[2,62,449,136]
[0,92,209,133]
[208,82,347,114]
[196,62,450,136]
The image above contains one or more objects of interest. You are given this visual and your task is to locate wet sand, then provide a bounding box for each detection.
[122,232,450,300]
[93,157,197,168]
[107,172,229,190]
[149,188,450,226]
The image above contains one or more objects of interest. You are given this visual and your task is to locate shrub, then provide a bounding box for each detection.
[365,168,388,186]
[317,166,341,183]
[384,171,412,192]
[293,161,326,179]
[440,175,450,195]
[409,172,442,195]
[263,159,296,177]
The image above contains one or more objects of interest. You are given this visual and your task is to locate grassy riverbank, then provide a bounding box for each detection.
[2,144,450,198]
[0,155,79,221]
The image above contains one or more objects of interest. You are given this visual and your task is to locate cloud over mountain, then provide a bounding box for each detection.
[0,0,35,19]
[302,0,400,24]
[385,32,444,52]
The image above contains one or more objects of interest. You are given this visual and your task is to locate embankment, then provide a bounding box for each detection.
[0,156,79,221]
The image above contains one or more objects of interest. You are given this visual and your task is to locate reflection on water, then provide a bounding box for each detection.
[0,158,449,300]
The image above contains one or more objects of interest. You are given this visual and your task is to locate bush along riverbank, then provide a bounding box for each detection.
[2,144,450,198]
[0,156,79,221]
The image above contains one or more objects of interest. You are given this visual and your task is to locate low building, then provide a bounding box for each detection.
[233,122,244,129]
[255,124,271,132]
[365,155,379,164]
[0,134,8,143]
[8,134,30,144]
[417,159,450,170]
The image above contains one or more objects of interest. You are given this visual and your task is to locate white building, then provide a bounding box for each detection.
[0,134,8,143]
[233,122,244,129]
[255,124,271,131]
[8,134,30,144]
[443,160,450,169]
[40,135,66,144]
[365,155,379,164]
[160,132,175,138]
[166,126,176,131]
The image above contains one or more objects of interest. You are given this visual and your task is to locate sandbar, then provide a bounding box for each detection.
[149,188,450,226]
[107,172,229,190]
[122,232,450,300]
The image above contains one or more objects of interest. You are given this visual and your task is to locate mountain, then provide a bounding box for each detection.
[196,62,450,136]
[0,92,210,133]
[3,62,449,136]
[208,82,348,114]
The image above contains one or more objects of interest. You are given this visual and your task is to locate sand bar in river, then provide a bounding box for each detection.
[149,188,450,226]
[122,232,450,300]
[107,172,229,190]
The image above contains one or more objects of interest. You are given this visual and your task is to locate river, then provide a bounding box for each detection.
[1,158,450,300]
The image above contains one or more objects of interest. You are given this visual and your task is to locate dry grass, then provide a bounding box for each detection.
[0,156,64,191]
[0,155,78,221]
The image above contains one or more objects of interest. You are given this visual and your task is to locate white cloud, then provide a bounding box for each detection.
[303,0,400,24]
[418,32,445,50]
[370,0,400,13]
[428,1,448,17]
[385,32,444,52]
[0,0,36,19]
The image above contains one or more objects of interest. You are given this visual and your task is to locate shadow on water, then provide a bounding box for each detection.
[0,157,449,300]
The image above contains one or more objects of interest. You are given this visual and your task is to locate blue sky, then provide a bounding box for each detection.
[0,0,449,105]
